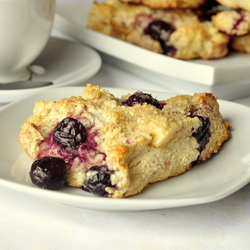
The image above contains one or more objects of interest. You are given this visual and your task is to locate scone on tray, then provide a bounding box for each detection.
[19,84,231,198]
[119,0,206,9]
[216,0,250,12]
[209,2,250,54]
[231,34,250,54]
[87,0,230,60]
[212,9,250,36]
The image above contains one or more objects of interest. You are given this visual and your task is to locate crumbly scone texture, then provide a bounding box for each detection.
[216,0,250,12]
[212,9,250,36]
[231,34,250,54]
[163,93,231,162]
[87,0,229,59]
[168,20,229,59]
[119,0,206,8]
[19,84,231,198]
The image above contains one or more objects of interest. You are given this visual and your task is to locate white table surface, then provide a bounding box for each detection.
[1,1,250,249]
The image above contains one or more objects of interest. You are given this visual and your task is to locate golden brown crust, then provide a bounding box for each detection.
[19,84,231,198]
[87,3,115,35]
[231,34,250,54]
[168,20,229,59]
[216,0,250,12]
[212,9,250,36]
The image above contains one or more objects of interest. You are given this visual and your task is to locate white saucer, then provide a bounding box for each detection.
[0,37,101,103]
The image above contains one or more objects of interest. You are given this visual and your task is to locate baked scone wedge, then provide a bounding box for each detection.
[19,84,231,198]
[215,0,250,12]
[212,9,250,36]
[231,34,250,54]
[87,0,229,59]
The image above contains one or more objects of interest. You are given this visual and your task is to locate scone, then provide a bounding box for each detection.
[215,0,250,12]
[119,0,206,9]
[212,9,250,36]
[87,0,230,59]
[231,34,250,54]
[19,84,231,198]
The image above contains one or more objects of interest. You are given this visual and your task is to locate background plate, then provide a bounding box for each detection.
[0,87,250,212]
[55,0,250,100]
[0,37,101,103]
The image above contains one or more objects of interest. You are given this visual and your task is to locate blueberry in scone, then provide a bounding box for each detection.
[30,157,68,190]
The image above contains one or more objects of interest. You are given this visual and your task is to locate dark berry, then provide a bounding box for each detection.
[84,165,113,196]
[144,20,176,54]
[30,157,68,190]
[122,91,162,109]
[192,116,211,152]
[197,0,220,22]
[53,117,86,149]
[145,20,174,41]
[203,0,219,8]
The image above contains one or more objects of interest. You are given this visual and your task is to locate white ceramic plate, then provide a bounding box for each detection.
[54,1,250,100]
[0,37,101,103]
[0,86,250,212]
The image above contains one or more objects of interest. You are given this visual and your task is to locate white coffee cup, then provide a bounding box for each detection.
[0,0,56,83]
